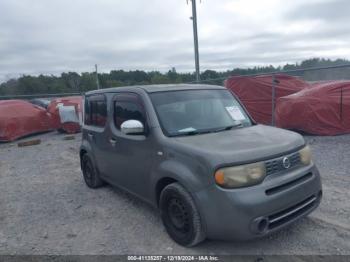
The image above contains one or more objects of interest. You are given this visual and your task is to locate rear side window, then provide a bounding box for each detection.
[114,94,146,130]
[84,95,107,127]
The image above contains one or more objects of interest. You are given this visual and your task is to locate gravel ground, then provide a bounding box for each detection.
[0,132,349,255]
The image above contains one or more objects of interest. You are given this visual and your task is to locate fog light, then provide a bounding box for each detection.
[251,217,269,234]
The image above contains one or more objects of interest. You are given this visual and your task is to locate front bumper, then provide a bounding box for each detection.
[193,164,322,240]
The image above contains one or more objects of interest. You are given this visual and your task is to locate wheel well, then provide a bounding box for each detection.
[155,177,177,206]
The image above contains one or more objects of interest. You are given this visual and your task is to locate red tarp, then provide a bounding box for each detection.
[225,74,310,124]
[47,96,83,134]
[0,100,53,142]
[276,81,350,135]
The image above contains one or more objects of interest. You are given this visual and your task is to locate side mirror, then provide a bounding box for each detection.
[121,120,144,135]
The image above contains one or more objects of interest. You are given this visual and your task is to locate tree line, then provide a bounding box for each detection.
[1,58,350,96]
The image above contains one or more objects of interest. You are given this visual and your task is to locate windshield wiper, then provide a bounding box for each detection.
[169,124,243,137]
[213,123,243,133]
[169,130,211,137]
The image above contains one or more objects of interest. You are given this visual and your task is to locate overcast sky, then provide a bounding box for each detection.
[0,0,350,82]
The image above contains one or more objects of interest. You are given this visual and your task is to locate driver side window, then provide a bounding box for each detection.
[114,95,146,130]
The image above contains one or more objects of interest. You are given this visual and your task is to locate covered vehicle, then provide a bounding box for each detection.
[225,74,309,124]
[0,100,53,142]
[29,98,52,109]
[276,81,350,135]
[47,96,83,134]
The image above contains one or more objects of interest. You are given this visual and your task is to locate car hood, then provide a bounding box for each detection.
[172,124,305,166]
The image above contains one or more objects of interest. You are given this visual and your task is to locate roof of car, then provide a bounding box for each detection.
[85,84,226,95]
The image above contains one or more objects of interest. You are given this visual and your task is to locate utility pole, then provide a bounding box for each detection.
[189,0,200,82]
[95,64,100,89]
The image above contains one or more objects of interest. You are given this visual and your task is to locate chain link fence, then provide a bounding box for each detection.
[0,92,82,100]
[1,64,350,131]
[195,64,350,127]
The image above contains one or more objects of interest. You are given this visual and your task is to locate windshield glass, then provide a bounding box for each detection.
[150,89,252,137]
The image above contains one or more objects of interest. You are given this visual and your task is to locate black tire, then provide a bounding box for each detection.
[160,183,205,247]
[81,154,105,188]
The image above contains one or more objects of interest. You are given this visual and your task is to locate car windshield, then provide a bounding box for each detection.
[150,89,252,137]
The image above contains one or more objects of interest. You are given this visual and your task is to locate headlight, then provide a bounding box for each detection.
[215,162,266,189]
[299,145,312,165]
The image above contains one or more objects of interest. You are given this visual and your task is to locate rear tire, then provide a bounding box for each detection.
[160,183,205,247]
[81,154,105,188]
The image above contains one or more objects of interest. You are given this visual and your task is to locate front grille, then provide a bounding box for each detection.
[265,151,301,176]
[268,195,317,229]
[265,172,313,195]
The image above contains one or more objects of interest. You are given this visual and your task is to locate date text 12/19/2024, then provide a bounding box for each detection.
[127,256,219,261]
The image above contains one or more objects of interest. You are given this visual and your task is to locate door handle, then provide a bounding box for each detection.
[88,133,94,139]
[109,138,117,146]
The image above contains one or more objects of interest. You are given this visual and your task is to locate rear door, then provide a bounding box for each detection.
[104,92,155,199]
[83,94,108,173]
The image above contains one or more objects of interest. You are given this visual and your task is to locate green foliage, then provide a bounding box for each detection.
[1,58,349,96]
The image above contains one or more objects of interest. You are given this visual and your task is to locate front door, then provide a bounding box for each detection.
[104,92,155,199]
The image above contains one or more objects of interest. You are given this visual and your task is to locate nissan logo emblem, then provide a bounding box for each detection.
[282,157,291,169]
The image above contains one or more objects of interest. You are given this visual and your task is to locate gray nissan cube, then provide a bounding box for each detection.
[80,84,322,247]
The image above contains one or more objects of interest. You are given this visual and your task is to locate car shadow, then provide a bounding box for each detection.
[103,183,308,251]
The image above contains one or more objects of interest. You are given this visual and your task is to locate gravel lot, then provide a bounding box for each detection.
[0,132,349,255]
